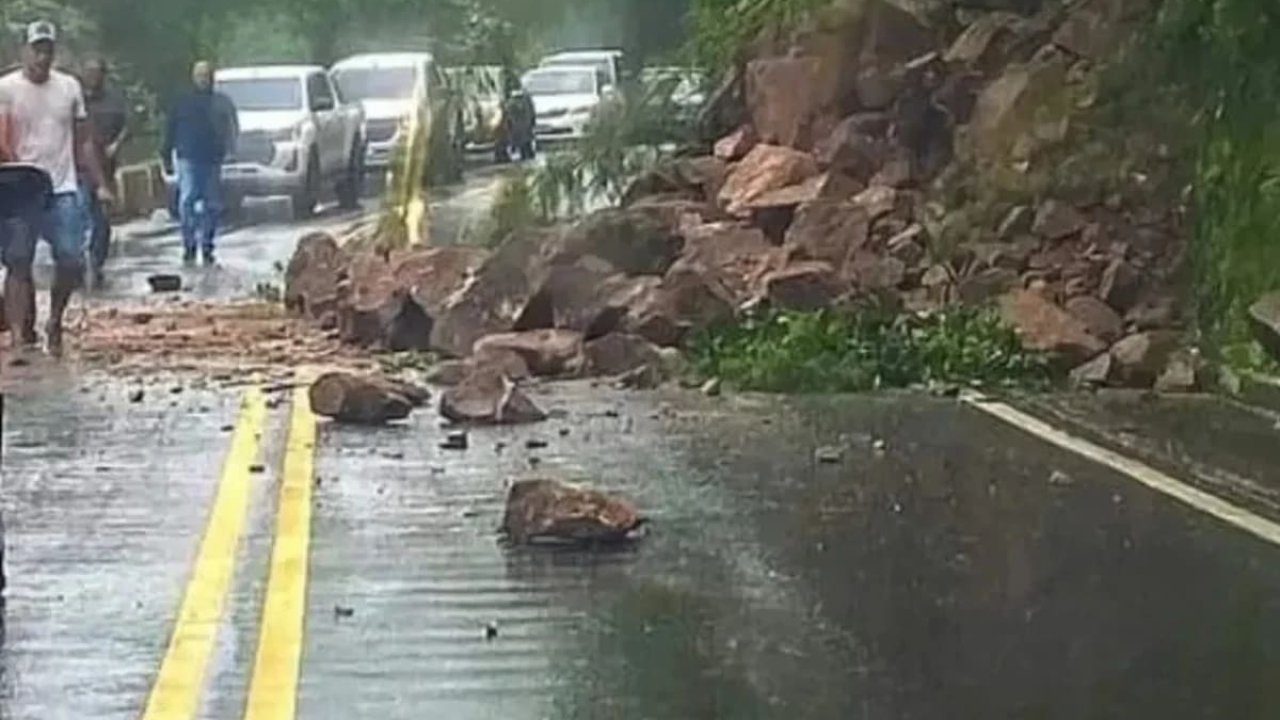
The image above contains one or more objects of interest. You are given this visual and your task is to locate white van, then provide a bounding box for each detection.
[539,50,625,91]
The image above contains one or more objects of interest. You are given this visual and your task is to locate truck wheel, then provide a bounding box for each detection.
[335,138,364,210]
[292,151,319,221]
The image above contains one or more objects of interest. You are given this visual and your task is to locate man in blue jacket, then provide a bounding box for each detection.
[161,60,236,265]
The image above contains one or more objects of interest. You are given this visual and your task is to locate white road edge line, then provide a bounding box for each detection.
[961,392,1280,547]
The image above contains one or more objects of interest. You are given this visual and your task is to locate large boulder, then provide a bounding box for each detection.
[472,329,586,378]
[556,207,686,276]
[500,479,646,546]
[284,232,349,324]
[670,222,786,305]
[520,256,658,339]
[717,145,819,216]
[391,246,489,317]
[624,266,736,347]
[1065,295,1124,344]
[338,254,433,352]
[583,333,666,377]
[813,113,891,181]
[309,372,415,425]
[440,368,546,425]
[745,56,828,149]
[430,228,557,358]
[1248,291,1280,362]
[754,260,847,311]
[999,289,1107,364]
[1110,331,1182,388]
[969,51,1069,161]
[785,200,870,272]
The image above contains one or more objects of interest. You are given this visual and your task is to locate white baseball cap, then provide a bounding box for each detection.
[25,20,57,45]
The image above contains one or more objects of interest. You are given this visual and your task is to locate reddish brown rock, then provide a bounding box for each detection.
[946,12,1020,69]
[851,254,907,291]
[1000,289,1107,364]
[430,228,556,358]
[741,171,862,211]
[583,333,665,377]
[624,266,736,347]
[473,329,586,378]
[309,372,414,425]
[391,246,489,317]
[557,207,685,276]
[1099,259,1143,313]
[1033,200,1087,241]
[813,114,890,180]
[501,479,645,546]
[671,222,786,305]
[958,267,1020,304]
[784,200,870,271]
[285,232,349,323]
[715,125,757,161]
[1065,295,1125,344]
[338,254,434,352]
[623,157,729,206]
[970,53,1068,161]
[852,185,898,221]
[755,261,845,311]
[718,144,819,215]
[744,56,827,149]
[1110,331,1183,388]
[1069,352,1112,389]
[440,368,546,425]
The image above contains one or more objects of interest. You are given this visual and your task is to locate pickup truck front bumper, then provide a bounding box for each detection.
[162,141,308,200]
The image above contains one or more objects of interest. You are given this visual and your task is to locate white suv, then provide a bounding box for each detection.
[164,65,366,219]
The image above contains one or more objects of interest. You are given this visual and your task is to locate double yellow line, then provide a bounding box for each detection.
[141,384,317,720]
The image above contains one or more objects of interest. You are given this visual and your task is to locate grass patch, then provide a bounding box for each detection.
[690,308,1050,393]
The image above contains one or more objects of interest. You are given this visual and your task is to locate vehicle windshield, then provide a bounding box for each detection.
[522,69,596,96]
[331,67,418,102]
[544,57,613,81]
[216,78,303,111]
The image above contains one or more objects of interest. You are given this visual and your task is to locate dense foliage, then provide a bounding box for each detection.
[1149,0,1280,349]
[690,308,1050,393]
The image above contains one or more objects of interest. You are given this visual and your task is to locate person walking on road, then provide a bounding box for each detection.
[161,60,236,266]
[0,21,113,356]
[81,58,129,287]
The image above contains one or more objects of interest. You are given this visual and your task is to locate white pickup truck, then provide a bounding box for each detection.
[165,65,366,219]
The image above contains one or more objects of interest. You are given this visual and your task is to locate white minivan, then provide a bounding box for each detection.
[330,52,462,181]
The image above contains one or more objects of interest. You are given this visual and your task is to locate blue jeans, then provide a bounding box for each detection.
[177,158,222,256]
[1,191,86,274]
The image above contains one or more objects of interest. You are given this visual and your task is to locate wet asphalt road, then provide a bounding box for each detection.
[4,167,1280,718]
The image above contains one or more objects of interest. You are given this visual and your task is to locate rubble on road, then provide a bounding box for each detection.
[500,478,646,546]
[274,0,1194,394]
[439,367,546,425]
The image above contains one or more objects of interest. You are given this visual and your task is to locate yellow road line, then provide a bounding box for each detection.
[243,384,317,720]
[963,393,1280,546]
[142,388,267,720]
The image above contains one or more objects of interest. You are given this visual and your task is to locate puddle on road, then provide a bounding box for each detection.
[301,384,1280,719]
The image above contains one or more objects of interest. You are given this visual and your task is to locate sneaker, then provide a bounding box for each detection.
[183,248,197,265]
[202,250,216,267]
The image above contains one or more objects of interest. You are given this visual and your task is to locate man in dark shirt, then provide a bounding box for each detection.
[161,60,236,265]
[81,58,128,285]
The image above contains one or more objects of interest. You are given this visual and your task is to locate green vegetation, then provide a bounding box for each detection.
[1147,0,1280,350]
[689,0,826,71]
[690,308,1050,393]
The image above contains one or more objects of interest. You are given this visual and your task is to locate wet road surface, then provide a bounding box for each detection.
[5,166,1280,717]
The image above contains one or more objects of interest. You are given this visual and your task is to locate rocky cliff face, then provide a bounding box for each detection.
[287,0,1198,392]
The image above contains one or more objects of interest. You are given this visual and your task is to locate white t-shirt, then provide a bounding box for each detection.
[0,70,87,194]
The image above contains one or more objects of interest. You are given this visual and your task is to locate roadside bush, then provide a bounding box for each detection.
[689,0,826,71]
[690,308,1050,393]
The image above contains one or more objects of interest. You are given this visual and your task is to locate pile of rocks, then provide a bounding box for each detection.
[287,0,1199,393]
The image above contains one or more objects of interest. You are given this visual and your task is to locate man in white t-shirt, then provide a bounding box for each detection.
[0,20,112,355]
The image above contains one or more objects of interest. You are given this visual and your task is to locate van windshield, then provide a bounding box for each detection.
[332,67,418,102]
[522,69,597,96]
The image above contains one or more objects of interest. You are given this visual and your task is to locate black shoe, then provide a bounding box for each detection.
[183,249,197,265]
[44,322,63,358]
[202,251,216,267]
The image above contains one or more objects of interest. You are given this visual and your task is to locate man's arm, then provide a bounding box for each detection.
[105,89,130,159]
[75,118,109,194]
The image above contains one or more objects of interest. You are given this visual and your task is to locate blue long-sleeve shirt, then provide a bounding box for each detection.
[162,89,237,165]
